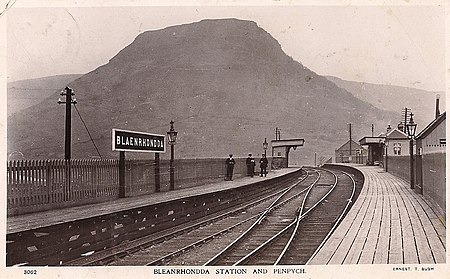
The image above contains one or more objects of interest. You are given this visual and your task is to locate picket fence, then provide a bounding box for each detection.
[7,160,119,213]
[6,158,248,216]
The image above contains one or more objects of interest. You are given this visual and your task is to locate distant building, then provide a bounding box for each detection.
[335,139,367,163]
[271,139,305,168]
[359,135,384,165]
[385,127,409,156]
[415,111,446,219]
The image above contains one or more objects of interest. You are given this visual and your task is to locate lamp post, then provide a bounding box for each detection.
[167,120,178,191]
[384,141,389,172]
[263,137,268,157]
[406,113,417,189]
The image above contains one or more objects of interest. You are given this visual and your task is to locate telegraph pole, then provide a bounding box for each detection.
[58,87,77,201]
[348,123,352,163]
[58,87,77,160]
[402,107,411,133]
[404,108,408,133]
[275,127,281,141]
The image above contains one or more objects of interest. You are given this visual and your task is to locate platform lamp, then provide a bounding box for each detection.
[263,138,268,157]
[167,120,178,191]
[406,113,417,189]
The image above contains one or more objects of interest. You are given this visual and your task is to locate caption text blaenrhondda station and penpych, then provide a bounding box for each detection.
[153,268,307,275]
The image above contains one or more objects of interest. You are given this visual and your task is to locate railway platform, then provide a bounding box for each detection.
[309,164,446,265]
[7,168,300,234]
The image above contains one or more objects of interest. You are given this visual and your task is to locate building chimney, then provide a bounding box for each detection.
[435,94,441,119]
[397,121,404,132]
[386,124,392,134]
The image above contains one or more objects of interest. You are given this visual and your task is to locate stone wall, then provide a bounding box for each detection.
[386,155,410,183]
[387,154,446,221]
[420,152,446,220]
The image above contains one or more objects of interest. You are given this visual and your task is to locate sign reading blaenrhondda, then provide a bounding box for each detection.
[112,128,166,153]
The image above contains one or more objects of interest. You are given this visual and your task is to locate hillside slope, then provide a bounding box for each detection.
[326,76,445,131]
[7,74,83,116]
[8,19,398,164]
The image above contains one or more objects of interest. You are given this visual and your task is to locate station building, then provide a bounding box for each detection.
[271,139,305,168]
[379,97,446,221]
[358,135,384,165]
[415,112,446,219]
[334,139,367,164]
[382,126,413,179]
[384,126,409,157]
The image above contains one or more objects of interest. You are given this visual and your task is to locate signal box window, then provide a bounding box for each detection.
[393,143,402,155]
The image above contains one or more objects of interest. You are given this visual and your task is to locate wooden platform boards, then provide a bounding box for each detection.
[309,165,446,265]
[7,168,300,234]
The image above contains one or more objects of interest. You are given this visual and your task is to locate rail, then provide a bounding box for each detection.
[275,168,337,264]
[305,170,356,265]
[203,169,319,266]
[202,170,312,266]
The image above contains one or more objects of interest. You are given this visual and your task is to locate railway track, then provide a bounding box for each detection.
[111,170,316,266]
[277,170,356,265]
[204,168,337,266]
[65,166,360,266]
[65,169,308,266]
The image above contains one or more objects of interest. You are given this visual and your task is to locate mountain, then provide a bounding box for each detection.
[7,19,399,164]
[7,75,83,116]
[325,76,445,131]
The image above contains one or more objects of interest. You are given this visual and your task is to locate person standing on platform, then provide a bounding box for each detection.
[259,154,268,177]
[225,154,236,181]
[246,153,255,177]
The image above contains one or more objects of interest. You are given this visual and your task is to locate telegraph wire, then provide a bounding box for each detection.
[9,87,63,91]
[73,103,103,159]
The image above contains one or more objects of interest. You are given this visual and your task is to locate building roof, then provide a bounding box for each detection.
[359,136,385,145]
[385,128,408,140]
[416,112,446,139]
[335,139,364,151]
[271,138,305,147]
[378,132,386,137]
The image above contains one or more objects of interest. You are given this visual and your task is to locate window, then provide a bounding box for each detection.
[393,143,402,155]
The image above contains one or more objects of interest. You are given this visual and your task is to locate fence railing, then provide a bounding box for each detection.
[7,160,119,214]
[6,157,252,216]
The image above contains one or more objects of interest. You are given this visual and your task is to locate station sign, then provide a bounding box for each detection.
[112,128,166,153]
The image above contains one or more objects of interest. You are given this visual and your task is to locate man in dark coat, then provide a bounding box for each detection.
[246,153,255,177]
[259,154,268,177]
[225,154,236,181]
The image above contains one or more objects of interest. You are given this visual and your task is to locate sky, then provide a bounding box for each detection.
[4,1,448,92]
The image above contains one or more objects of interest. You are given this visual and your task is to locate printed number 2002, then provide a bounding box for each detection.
[24,270,37,275]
